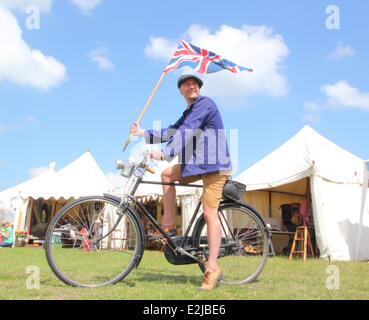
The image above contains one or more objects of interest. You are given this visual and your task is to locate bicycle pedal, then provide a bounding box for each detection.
[197,254,206,266]
[146,229,177,241]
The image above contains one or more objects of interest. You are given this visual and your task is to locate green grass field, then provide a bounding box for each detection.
[1,248,368,300]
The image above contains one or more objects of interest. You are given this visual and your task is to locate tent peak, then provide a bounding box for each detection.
[302,124,313,130]
[300,124,316,135]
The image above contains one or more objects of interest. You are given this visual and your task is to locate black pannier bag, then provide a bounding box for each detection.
[222,179,246,201]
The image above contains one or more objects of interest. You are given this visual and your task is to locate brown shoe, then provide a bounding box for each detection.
[198,267,223,291]
[147,224,177,240]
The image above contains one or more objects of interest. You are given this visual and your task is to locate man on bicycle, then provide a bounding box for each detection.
[130,74,232,290]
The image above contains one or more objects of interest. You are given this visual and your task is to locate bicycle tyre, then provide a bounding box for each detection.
[44,195,144,287]
[192,202,269,285]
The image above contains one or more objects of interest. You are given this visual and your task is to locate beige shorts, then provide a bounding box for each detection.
[172,164,231,208]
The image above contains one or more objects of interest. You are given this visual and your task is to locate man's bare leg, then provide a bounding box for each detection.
[203,205,221,272]
[161,166,222,270]
[160,166,181,226]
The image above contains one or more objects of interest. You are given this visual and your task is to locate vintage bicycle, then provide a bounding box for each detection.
[44,151,271,287]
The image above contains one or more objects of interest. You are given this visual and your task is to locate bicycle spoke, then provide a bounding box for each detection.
[45,196,143,287]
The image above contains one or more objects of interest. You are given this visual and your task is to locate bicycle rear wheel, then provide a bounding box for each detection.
[44,196,144,287]
[192,203,269,284]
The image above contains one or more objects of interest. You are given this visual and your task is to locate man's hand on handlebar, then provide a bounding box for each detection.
[150,150,164,161]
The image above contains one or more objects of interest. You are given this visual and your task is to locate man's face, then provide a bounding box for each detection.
[179,79,200,102]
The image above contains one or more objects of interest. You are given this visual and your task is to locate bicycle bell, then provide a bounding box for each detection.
[116,159,135,178]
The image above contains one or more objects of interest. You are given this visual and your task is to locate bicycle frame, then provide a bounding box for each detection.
[110,159,271,263]
[122,174,204,260]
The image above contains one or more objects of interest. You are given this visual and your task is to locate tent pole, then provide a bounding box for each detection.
[52,201,57,217]
[268,191,272,218]
[257,189,306,198]
[27,198,35,236]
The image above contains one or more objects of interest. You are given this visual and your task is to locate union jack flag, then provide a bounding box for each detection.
[164,40,253,74]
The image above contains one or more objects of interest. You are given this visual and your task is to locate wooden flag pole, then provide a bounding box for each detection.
[123,71,167,151]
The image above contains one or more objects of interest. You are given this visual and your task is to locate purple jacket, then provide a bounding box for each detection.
[145,96,232,177]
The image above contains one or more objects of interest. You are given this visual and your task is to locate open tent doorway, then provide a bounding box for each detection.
[235,125,369,261]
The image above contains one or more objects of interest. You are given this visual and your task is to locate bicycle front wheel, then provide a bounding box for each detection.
[192,203,269,285]
[44,196,144,287]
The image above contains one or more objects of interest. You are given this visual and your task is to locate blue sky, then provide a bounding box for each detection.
[1,0,368,191]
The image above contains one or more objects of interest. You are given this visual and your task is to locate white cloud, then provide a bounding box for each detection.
[302,81,369,123]
[303,101,321,111]
[28,166,49,178]
[26,115,38,125]
[88,46,115,71]
[329,43,355,60]
[70,0,102,15]
[28,161,56,178]
[0,124,10,133]
[0,0,52,13]
[145,24,289,106]
[301,101,323,123]
[301,113,321,123]
[0,6,67,90]
[145,37,178,60]
[322,80,369,111]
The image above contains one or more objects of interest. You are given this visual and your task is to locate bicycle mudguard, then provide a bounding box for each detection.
[103,193,146,268]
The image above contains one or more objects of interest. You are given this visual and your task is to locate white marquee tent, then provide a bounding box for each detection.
[0,151,115,234]
[235,125,369,261]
